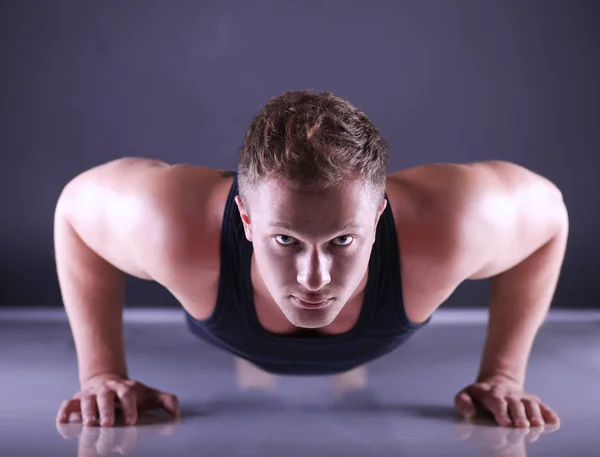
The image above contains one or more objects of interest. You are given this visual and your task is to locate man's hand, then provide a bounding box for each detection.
[454,374,560,428]
[56,373,180,427]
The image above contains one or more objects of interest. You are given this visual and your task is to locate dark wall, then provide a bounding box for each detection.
[1,0,598,308]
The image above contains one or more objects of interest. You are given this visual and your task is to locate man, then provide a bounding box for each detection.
[54,90,567,429]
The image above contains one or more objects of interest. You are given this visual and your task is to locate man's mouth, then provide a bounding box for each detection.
[292,297,331,309]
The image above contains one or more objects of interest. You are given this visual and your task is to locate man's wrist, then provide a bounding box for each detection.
[477,371,524,388]
[81,370,128,387]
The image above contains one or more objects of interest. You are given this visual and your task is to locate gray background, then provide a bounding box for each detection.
[1,0,598,309]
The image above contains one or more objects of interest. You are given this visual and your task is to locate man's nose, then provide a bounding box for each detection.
[297,251,331,291]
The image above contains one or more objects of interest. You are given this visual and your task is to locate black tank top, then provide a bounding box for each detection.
[185,172,431,375]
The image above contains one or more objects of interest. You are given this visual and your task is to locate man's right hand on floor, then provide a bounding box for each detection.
[56,372,180,427]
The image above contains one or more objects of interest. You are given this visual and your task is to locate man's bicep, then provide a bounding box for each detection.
[56,157,172,281]
[460,162,567,280]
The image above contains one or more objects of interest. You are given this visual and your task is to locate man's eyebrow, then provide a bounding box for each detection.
[267,222,362,232]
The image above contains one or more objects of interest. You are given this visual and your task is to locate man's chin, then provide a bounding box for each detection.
[281,306,338,329]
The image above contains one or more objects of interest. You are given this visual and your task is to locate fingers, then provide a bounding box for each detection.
[507,398,560,428]
[454,391,476,420]
[485,397,512,428]
[539,403,560,425]
[501,398,560,428]
[57,380,179,429]
[57,395,120,427]
[112,384,138,426]
[57,399,80,424]
[158,392,180,418]
[468,385,513,427]
[80,395,99,426]
[463,383,561,428]
[507,397,530,428]
[523,399,544,427]
[96,390,116,427]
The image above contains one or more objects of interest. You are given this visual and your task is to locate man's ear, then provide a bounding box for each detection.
[373,198,388,241]
[234,195,253,242]
[378,198,388,218]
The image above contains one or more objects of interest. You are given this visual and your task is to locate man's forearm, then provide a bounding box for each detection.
[54,209,128,385]
[477,219,569,386]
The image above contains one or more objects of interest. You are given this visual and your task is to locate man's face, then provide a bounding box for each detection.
[235,178,386,329]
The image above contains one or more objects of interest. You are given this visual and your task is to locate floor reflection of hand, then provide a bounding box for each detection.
[56,413,179,456]
[455,419,559,457]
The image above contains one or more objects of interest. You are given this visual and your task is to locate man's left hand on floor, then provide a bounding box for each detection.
[454,374,560,428]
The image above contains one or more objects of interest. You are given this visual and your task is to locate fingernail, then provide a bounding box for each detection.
[101,416,113,426]
[84,415,95,425]
[462,409,472,419]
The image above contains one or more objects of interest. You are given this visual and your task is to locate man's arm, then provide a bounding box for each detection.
[55,157,169,383]
[477,220,568,386]
[54,157,180,426]
[461,161,569,385]
[451,160,568,427]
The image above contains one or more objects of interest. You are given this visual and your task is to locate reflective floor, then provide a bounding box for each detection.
[1,309,599,457]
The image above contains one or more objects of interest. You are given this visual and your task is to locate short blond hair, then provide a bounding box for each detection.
[237,90,388,208]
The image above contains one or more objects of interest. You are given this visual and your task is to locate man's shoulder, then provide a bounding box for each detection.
[386,160,508,235]
[385,162,502,280]
[384,162,491,321]
[142,164,235,271]
[385,160,531,281]
[386,162,473,240]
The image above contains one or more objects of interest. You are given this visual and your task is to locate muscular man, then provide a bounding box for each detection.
[54,91,567,429]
